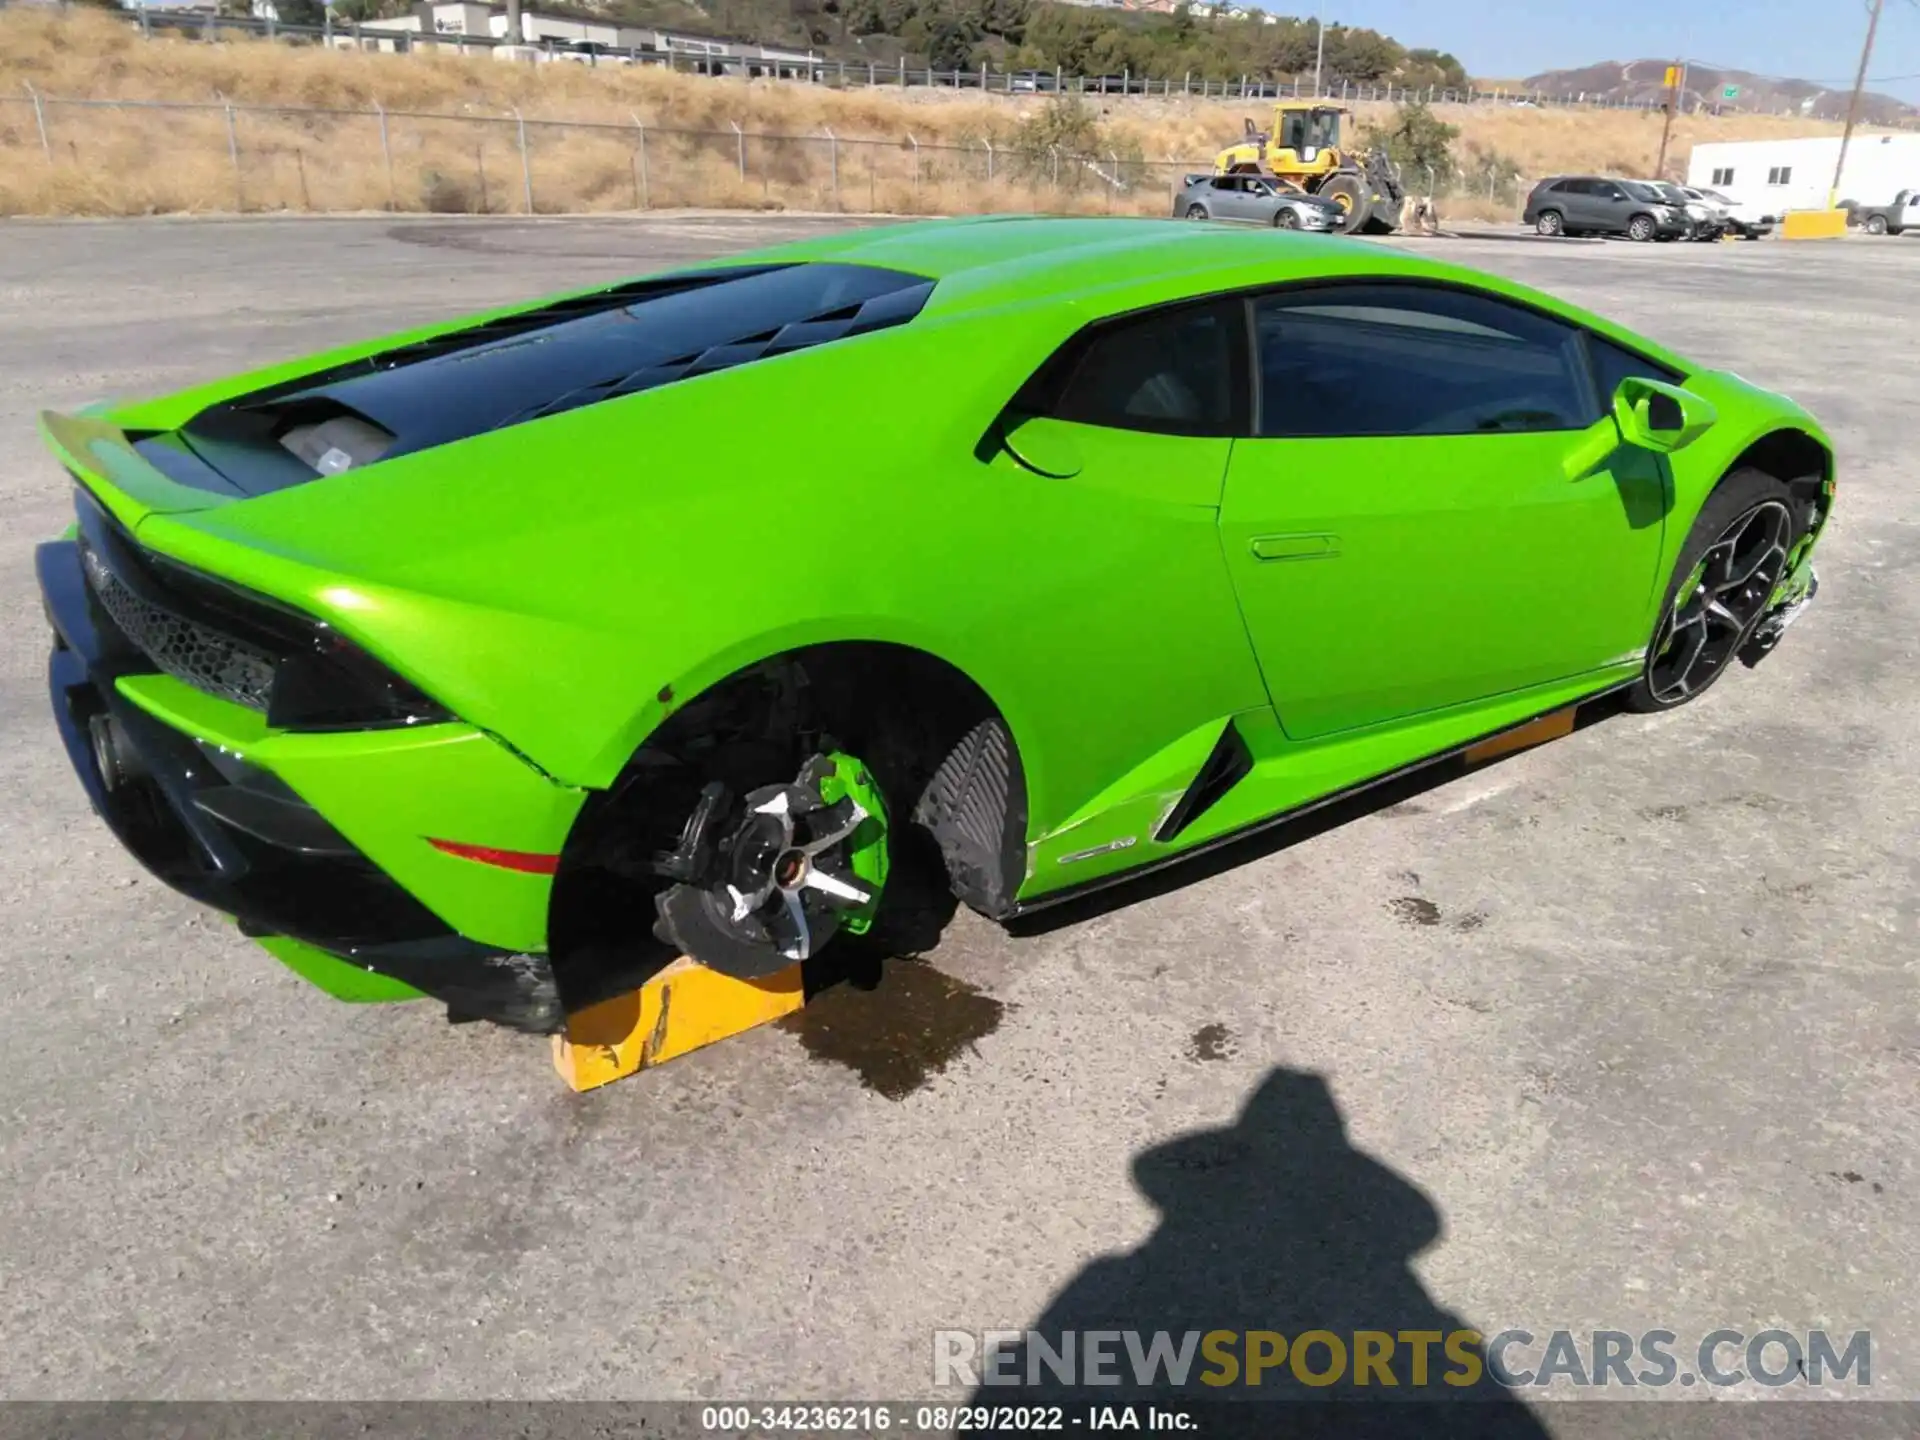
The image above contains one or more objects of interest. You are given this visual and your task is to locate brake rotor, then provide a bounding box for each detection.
[653,752,888,979]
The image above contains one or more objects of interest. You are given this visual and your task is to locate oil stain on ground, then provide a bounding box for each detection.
[1187,1023,1237,1062]
[779,958,1005,1101]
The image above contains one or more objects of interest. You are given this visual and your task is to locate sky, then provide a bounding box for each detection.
[1316,0,1920,105]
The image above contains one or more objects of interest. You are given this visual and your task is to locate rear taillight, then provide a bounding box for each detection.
[267,625,452,732]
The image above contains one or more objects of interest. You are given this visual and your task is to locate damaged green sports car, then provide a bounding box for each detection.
[34,217,1833,1033]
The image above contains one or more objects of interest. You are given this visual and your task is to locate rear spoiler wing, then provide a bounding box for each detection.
[37,410,232,533]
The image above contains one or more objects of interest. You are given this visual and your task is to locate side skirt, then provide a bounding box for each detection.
[1008,680,1630,919]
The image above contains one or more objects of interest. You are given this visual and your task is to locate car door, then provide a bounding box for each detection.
[1902,190,1920,231]
[1549,178,1588,226]
[1210,176,1254,222]
[1591,180,1633,233]
[1218,282,1668,741]
[1242,177,1281,223]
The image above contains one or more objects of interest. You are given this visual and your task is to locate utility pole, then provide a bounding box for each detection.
[505,0,522,48]
[1830,0,1883,209]
[1313,6,1325,97]
[1653,57,1684,178]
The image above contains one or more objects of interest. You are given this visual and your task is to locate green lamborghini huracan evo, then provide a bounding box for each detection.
[34,216,1833,1032]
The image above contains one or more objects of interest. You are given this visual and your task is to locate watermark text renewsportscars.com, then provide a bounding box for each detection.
[933,1328,1873,1390]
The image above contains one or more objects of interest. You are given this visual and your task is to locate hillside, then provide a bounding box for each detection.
[0,8,1874,219]
[1524,59,1918,126]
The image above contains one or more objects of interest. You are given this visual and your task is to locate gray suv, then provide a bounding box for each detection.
[1522,175,1691,241]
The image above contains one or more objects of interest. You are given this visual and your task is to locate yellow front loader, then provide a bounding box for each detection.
[1214,100,1406,234]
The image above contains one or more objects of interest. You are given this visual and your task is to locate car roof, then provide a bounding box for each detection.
[695,216,1697,371]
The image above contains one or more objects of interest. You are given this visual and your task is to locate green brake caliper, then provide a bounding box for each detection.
[815,751,890,937]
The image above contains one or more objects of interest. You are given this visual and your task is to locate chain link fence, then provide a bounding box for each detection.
[0,93,1270,219]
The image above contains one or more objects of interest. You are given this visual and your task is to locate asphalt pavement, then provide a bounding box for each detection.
[1,215,1916,1417]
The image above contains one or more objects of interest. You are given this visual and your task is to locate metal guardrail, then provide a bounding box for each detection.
[0,0,1860,119]
[0,91,1532,219]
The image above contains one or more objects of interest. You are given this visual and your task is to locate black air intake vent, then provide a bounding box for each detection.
[178,264,938,481]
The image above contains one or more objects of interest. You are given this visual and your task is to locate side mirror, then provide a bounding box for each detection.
[1612,376,1716,454]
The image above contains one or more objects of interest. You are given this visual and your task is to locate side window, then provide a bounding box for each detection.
[1767,166,1792,186]
[1712,166,1735,186]
[1028,301,1243,437]
[1586,334,1684,403]
[1254,285,1592,439]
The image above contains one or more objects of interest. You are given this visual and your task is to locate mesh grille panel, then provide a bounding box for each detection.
[80,540,276,711]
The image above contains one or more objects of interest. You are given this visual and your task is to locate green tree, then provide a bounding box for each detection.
[1399,47,1468,91]
[1360,100,1459,180]
[1321,24,1402,83]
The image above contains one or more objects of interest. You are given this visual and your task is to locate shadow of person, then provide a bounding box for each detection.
[964,1068,1552,1438]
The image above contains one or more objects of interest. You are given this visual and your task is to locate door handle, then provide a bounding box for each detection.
[1250,533,1339,561]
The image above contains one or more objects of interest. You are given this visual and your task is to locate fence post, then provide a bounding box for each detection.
[823,126,838,209]
[730,119,745,179]
[1183,71,1190,95]
[139,4,150,37]
[23,83,50,163]
[898,56,905,86]
[373,100,395,211]
[907,132,920,190]
[475,140,489,214]
[983,137,994,184]
[1048,144,1058,188]
[1106,151,1117,211]
[513,107,533,213]
[631,113,649,209]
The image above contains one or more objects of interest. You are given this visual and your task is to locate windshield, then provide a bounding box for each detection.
[1620,181,1668,203]
[1281,108,1342,152]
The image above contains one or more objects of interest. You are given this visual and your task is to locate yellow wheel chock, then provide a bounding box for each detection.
[552,955,807,1093]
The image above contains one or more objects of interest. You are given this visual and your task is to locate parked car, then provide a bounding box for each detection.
[1175,172,1345,230]
[1652,182,1725,241]
[1849,189,1920,235]
[1523,175,1692,241]
[1687,186,1776,240]
[31,217,1835,1031]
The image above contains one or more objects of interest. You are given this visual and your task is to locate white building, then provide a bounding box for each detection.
[326,2,816,74]
[1687,132,1920,214]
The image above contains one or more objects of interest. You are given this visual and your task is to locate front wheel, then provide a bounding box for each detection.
[1315,173,1368,233]
[1627,470,1803,713]
[1273,207,1300,229]
[1627,213,1657,242]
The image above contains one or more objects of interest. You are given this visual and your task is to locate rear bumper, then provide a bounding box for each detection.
[38,531,578,1034]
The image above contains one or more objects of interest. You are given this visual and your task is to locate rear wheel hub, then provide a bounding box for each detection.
[653,752,889,979]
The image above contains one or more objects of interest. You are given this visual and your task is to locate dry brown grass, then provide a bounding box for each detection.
[0,8,1889,219]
